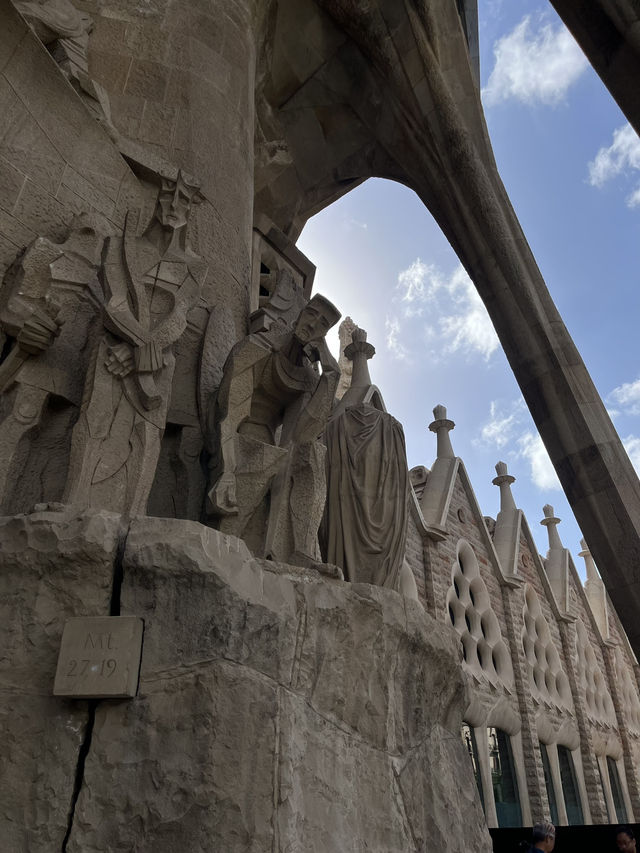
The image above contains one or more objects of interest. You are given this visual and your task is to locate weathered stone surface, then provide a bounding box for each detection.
[63,517,490,852]
[0,508,122,852]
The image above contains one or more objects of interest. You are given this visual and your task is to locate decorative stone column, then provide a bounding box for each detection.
[580,539,609,639]
[541,506,570,615]
[492,461,521,579]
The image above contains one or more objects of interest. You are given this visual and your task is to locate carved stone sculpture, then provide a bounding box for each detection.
[64,171,207,516]
[146,296,215,521]
[320,328,417,599]
[0,217,105,511]
[335,315,356,400]
[13,0,115,137]
[207,273,340,564]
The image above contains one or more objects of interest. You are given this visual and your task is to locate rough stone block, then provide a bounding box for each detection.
[59,519,490,852]
[125,58,169,101]
[0,154,25,212]
[0,508,124,852]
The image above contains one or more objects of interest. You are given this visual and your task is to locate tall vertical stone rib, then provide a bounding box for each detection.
[309,0,640,660]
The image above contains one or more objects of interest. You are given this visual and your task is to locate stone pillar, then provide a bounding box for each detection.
[602,642,640,820]
[548,0,640,136]
[556,618,609,823]
[499,580,550,823]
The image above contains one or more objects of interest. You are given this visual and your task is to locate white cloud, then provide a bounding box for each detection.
[482,15,588,107]
[588,123,640,207]
[623,435,640,475]
[476,400,563,493]
[385,316,409,361]
[439,269,499,360]
[397,259,442,305]
[390,260,498,362]
[518,431,561,491]
[343,215,368,230]
[608,377,640,415]
[475,399,527,449]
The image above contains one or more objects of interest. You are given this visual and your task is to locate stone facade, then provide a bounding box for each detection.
[407,406,640,829]
[2,0,640,848]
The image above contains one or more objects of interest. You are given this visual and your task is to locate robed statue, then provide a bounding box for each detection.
[320,327,419,599]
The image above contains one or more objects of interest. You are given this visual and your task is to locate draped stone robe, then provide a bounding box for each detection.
[321,402,409,588]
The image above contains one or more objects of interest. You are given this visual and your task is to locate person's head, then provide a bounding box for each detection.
[532,821,555,852]
[293,294,340,344]
[155,171,202,232]
[616,827,636,853]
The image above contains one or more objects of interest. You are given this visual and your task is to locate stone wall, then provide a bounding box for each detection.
[407,440,640,829]
[0,509,492,852]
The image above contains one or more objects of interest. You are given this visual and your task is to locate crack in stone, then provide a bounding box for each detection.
[62,519,130,850]
[391,763,420,852]
[289,590,308,689]
[271,686,282,853]
[110,520,131,616]
[61,698,97,852]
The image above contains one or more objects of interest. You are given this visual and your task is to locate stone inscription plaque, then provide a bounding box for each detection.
[53,616,143,698]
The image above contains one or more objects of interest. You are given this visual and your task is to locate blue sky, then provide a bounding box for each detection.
[297,0,640,580]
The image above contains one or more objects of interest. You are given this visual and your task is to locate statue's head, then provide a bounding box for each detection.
[294,294,341,344]
[155,170,202,232]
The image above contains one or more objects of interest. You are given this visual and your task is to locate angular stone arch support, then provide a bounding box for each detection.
[256,0,640,661]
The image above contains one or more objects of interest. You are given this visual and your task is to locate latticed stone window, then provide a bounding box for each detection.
[521,584,573,711]
[446,540,513,687]
[614,646,640,735]
[575,619,616,727]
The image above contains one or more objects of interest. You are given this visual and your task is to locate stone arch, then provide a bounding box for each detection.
[256,0,640,663]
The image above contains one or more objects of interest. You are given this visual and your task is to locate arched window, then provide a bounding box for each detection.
[487,726,522,827]
[557,745,584,825]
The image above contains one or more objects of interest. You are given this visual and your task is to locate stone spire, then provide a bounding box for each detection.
[419,405,458,538]
[331,326,385,417]
[344,327,375,390]
[336,316,357,400]
[492,461,521,577]
[493,461,516,514]
[428,404,455,460]
[541,505,570,613]
[580,537,609,638]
